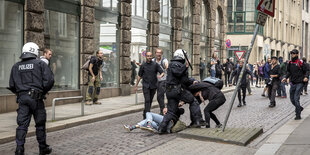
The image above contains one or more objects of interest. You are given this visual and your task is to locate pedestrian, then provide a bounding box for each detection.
[277,57,287,98]
[189,82,226,128]
[40,48,53,65]
[210,52,217,78]
[215,59,223,79]
[123,108,185,133]
[8,42,54,155]
[262,58,271,97]
[135,51,164,119]
[229,61,255,107]
[152,48,169,115]
[282,49,309,120]
[223,58,233,87]
[268,56,280,107]
[302,57,309,95]
[85,50,104,105]
[258,60,265,87]
[199,58,206,80]
[158,49,205,134]
[130,60,138,86]
[246,63,253,95]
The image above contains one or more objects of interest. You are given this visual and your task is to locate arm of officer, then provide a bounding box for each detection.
[171,63,186,77]
[42,62,55,94]
[8,65,17,94]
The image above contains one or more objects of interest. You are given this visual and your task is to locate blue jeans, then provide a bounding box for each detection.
[211,69,216,78]
[137,112,172,131]
[277,82,287,97]
[289,83,304,116]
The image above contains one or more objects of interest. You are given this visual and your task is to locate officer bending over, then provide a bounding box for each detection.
[189,82,226,128]
[8,42,54,155]
[158,49,205,134]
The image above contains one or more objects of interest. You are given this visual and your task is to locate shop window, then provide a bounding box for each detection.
[0,1,23,93]
[44,10,79,90]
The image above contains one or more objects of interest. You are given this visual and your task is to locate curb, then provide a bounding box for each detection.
[0,88,235,144]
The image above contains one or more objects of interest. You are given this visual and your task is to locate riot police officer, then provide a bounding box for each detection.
[158,49,204,134]
[8,42,54,155]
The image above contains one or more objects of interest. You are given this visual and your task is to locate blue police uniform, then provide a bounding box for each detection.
[8,54,54,154]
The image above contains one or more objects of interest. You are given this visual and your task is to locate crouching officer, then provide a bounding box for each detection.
[8,42,54,155]
[158,49,204,134]
[189,82,226,128]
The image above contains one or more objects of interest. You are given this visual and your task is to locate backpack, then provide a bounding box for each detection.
[152,57,167,70]
[289,59,303,70]
[202,77,224,90]
[215,64,222,74]
[171,120,187,133]
[81,56,94,70]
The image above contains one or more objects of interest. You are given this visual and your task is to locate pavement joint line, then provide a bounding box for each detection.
[254,102,310,155]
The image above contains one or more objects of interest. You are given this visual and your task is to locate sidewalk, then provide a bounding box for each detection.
[0,86,235,144]
[255,102,310,155]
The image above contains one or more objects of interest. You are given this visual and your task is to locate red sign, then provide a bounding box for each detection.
[226,39,232,48]
[234,51,246,61]
[141,50,146,57]
[257,0,275,17]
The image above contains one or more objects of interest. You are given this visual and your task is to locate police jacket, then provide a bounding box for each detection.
[166,57,194,88]
[284,59,309,84]
[189,82,223,101]
[230,67,253,87]
[9,57,55,95]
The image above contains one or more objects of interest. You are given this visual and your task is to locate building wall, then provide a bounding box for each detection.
[302,0,310,61]
[227,0,302,64]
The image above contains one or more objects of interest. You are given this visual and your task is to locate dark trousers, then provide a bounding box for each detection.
[157,81,166,115]
[204,94,226,127]
[289,83,304,117]
[247,80,252,94]
[277,81,287,97]
[216,74,222,80]
[268,82,279,104]
[142,87,157,119]
[224,72,231,87]
[130,71,136,85]
[16,94,47,149]
[303,81,308,93]
[159,87,202,132]
[238,86,247,103]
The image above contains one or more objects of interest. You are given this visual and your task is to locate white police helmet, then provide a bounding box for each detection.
[173,49,187,60]
[20,42,39,59]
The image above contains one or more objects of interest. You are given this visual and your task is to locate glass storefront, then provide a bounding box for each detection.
[0,0,23,93]
[44,10,79,90]
[159,33,172,60]
[182,0,193,75]
[200,2,210,78]
[94,20,119,88]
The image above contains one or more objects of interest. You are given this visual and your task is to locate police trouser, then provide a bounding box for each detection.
[237,86,247,103]
[86,75,101,102]
[159,87,202,132]
[204,93,226,127]
[157,81,166,115]
[142,87,157,119]
[16,94,47,148]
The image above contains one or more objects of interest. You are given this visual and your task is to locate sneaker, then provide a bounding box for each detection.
[243,100,246,106]
[85,101,92,105]
[237,103,242,107]
[140,125,155,132]
[305,92,308,95]
[215,123,223,128]
[294,116,301,120]
[123,125,133,132]
[269,104,276,108]
[93,101,102,105]
[261,94,265,97]
[39,145,52,155]
[301,107,304,112]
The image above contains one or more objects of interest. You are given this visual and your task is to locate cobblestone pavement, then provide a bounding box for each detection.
[1,87,310,154]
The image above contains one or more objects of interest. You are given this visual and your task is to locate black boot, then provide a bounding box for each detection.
[237,103,242,107]
[15,145,24,155]
[243,100,246,106]
[39,145,52,155]
[269,103,276,108]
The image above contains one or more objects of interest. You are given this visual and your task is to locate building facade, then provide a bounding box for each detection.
[302,0,310,61]
[0,0,227,113]
[226,0,302,64]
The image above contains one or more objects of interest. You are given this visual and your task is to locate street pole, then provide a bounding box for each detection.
[222,24,260,132]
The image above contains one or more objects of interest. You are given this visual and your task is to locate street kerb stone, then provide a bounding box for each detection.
[178,127,263,146]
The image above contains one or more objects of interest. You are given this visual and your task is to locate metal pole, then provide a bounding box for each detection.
[52,98,56,121]
[136,91,138,105]
[81,100,84,116]
[222,24,260,132]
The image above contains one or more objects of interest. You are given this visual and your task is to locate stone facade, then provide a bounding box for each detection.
[302,0,310,61]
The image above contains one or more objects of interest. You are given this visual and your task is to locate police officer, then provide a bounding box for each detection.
[189,82,226,128]
[8,42,54,155]
[158,49,204,134]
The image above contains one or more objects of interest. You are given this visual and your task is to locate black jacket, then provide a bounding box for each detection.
[189,82,223,101]
[166,58,194,88]
[9,58,55,95]
[230,67,253,87]
[284,59,309,84]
